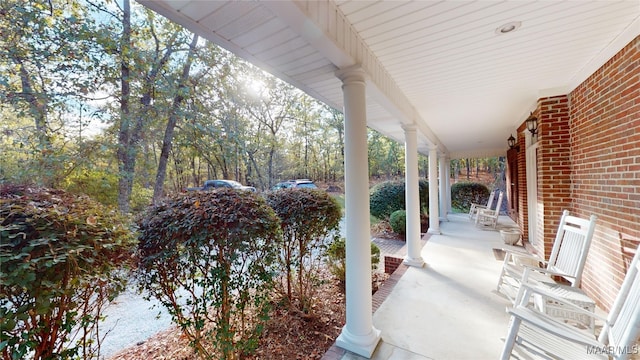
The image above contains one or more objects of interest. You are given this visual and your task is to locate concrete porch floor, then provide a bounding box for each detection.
[327,212,523,360]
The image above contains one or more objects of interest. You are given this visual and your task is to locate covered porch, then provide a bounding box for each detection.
[137,1,639,358]
[326,213,519,359]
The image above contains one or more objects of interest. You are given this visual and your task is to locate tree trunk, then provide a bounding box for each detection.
[246,151,265,188]
[117,4,178,212]
[116,0,132,213]
[153,34,198,204]
[13,57,54,187]
[465,158,470,180]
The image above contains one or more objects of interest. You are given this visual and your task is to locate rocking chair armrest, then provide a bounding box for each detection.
[515,283,607,324]
[476,208,493,215]
[507,305,604,349]
[502,250,545,265]
[472,204,489,209]
[521,265,567,280]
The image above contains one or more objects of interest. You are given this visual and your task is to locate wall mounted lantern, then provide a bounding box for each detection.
[526,112,538,135]
[508,134,519,151]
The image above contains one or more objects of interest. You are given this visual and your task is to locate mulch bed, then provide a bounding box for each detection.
[108,268,389,360]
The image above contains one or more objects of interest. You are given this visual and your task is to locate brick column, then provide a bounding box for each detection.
[536,95,572,259]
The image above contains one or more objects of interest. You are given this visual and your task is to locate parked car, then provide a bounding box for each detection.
[291,179,318,189]
[271,181,294,190]
[271,179,318,191]
[188,179,256,192]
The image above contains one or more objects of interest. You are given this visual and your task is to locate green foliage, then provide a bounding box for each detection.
[368,129,404,178]
[325,238,380,291]
[369,181,404,220]
[136,189,281,359]
[65,170,119,206]
[371,241,381,271]
[369,180,429,220]
[0,0,109,188]
[130,184,153,212]
[389,210,407,235]
[0,184,135,360]
[64,170,152,212]
[265,188,341,313]
[451,182,490,212]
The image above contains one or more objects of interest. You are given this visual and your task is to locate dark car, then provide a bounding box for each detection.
[188,179,256,192]
[271,179,318,191]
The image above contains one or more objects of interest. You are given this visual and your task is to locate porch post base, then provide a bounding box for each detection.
[428,228,441,235]
[403,256,425,268]
[336,325,381,358]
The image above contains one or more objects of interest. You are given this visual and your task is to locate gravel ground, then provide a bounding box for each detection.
[99,287,172,359]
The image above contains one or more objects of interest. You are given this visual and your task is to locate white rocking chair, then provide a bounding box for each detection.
[500,245,640,360]
[496,210,597,304]
[469,189,496,220]
[475,191,503,228]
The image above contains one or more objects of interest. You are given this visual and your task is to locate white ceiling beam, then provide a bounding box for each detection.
[262,0,448,154]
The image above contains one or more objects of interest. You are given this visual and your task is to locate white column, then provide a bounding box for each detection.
[445,157,452,215]
[335,66,381,358]
[402,124,425,267]
[428,145,441,234]
[439,154,448,222]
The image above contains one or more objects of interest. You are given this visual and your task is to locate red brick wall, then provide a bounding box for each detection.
[568,36,640,310]
[516,130,528,244]
[384,256,403,274]
[515,37,639,310]
[536,96,573,259]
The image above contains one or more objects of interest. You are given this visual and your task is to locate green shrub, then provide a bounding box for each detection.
[64,170,152,212]
[265,188,341,313]
[369,180,429,220]
[0,184,135,360]
[64,169,118,206]
[389,210,407,235]
[371,241,381,270]
[130,184,153,212]
[451,182,490,212]
[326,238,380,291]
[137,189,281,359]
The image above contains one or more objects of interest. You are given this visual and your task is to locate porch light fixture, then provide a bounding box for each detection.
[526,112,538,135]
[507,134,519,151]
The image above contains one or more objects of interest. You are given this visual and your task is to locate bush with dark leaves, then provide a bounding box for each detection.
[0,184,134,360]
[369,180,429,220]
[451,182,490,212]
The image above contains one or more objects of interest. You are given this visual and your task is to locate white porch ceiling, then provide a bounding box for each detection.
[138,0,639,159]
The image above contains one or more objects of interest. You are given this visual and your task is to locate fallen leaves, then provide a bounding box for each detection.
[108,267,389,360]
[108,269,348,360]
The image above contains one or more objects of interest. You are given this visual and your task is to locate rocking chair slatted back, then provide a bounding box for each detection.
[475,191,503,228]
[602,250,640,350]
[496,210,597,304]
[547,210,598,287]
[469,189,496,219]
[501,245,640,360]
[485,190,496,208]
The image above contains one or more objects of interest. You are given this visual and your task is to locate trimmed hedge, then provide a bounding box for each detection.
[451,182,490,212]
[389,210,407,235]
[369,180,428,220]
[265,188,342,313]
[137,189,281,358]
[1,184,135,359]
